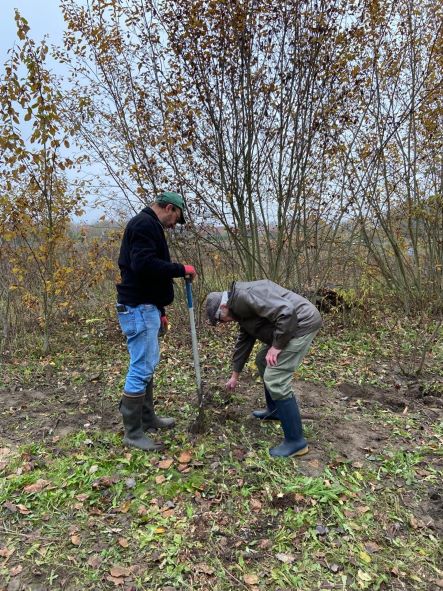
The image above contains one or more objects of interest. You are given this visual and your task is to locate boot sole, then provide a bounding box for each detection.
[269,445,309,458]
[289,445,309,457]
[123,437,163,451]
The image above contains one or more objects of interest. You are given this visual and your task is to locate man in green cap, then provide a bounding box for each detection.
[116,192,197,451]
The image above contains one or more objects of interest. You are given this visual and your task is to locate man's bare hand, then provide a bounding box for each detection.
[266,346,282,366]
[226,371,240,390]
[225,376,238,390]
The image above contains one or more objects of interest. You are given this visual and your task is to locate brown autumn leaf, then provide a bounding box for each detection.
[106,576,125,586]
[87,554,102,568]
[23,479,51,493]
[177,451,192,464]
[75,493,89,501]
[16,504,31,515]
[195,563,215,575]
[110,565,131,578]
[161,509,175,518]
[118,538,129,548]
[364,541,381,553]
[355,505,370,514]
[276,552,296,564]
[158,459,173,470]
[177,464,191,473]
[10,565,23,576]
[0,447,12,459]
[71,535,81,546]
[117,500,131,514]
[244,574,259,586]
[0,546,14,558]
[250,498,262,512]
[155,475,166,484]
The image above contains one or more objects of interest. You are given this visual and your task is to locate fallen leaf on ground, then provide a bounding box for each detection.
[75,493,89,501]
[0,546,14,558]
[364,541,381,553]
[87,554,102,568]
[118,538,129,548]
[16,504,31,515]
[117,500,131,513]
[155,475,166,484]
[178,464,191,473]
[177,451,192,464]
[10,565,23,576]
[158,459,173,470]
[195,563,215,574]
[244,574,259,585]
[106,576,125,586]
[71,535,81,546]
[110,565,131,578]
[161,509,175,518]
[23,479,51,493]
[250,498,262,511]
[276,552,296,564]
[359,550,371,563]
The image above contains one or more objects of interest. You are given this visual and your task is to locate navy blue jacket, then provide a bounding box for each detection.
[116,207,186,310]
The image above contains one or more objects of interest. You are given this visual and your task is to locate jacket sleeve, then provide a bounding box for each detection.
[232,327,256,373]
[129,224,185,278]
[241,291,298,350]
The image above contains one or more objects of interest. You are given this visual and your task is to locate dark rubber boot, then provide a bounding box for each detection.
[120,395,163,451]
[142,380,175,431]
[252,386,279,420]
[269,397,309,458]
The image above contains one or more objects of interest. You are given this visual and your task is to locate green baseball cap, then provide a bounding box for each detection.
[156,191,185,224]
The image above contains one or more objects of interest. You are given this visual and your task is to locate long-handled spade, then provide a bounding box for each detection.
[184,277,205,433]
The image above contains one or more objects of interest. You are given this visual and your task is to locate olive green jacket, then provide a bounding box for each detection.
[228,280,322,372]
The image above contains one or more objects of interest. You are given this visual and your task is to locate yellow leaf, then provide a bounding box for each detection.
[359,550,372,564]
[357,570,372,582]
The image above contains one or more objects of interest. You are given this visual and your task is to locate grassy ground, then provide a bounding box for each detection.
[0,309,442,590]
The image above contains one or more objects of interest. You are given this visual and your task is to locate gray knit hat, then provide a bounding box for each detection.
[206,291,228,325]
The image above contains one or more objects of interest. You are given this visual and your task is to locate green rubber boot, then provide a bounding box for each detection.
[142,380,175,431]
[120,395,163,451]
[269,397,309,458]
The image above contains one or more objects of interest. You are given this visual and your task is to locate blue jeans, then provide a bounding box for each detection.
[117,304,161,396]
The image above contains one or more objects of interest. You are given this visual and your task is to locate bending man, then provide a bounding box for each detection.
[206,280,321,457]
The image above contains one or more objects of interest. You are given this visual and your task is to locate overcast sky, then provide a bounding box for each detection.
[0,0,66,64]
